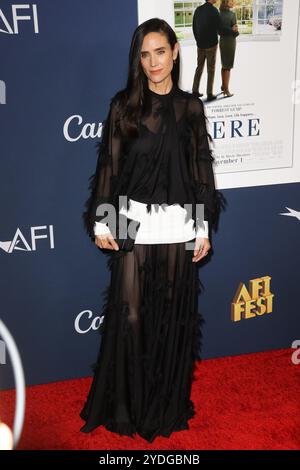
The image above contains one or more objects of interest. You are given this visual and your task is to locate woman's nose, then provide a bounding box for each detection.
[150,55,157,67]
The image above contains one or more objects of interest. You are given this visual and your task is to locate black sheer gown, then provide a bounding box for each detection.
[80,84,225,442]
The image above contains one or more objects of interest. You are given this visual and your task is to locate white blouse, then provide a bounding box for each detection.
[93,198,209,244]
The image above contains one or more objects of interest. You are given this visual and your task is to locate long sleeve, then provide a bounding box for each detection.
[192,7,200,42]
[82,96,122,239]
[187,97,225,235]
[94,220,112,236]
[231,12,240,37]
[216,10,234,36]
[195,220,209,239]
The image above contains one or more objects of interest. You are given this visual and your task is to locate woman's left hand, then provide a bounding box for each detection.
[192,237,211,262]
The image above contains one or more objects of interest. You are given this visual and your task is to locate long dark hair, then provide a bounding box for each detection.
[116,18,180,139]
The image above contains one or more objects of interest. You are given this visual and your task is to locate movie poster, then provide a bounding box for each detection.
[138,0,300,189]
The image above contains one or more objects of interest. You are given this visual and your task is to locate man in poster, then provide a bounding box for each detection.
[192,0,238,101]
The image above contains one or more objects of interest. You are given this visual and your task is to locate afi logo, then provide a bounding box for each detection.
[0,4,39,34]
[0,225,54,253]
[63,115,103,142]
[0,80,6,104]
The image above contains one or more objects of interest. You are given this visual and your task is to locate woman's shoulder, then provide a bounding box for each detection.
[176,86,200,103]
[219,8,232,17]
[108,86,205,117]
[176,87,205,115]
[109,88,127,109]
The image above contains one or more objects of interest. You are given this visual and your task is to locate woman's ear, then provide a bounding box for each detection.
[173,42,179,61]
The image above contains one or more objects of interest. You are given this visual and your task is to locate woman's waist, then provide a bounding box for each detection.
[123,197,190,211]
[119,198,194,220]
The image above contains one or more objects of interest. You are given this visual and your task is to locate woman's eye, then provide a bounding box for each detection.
[141,50,165,59]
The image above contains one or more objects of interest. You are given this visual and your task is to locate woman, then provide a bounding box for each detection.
[219,0,239,97]
[80,18,224,443]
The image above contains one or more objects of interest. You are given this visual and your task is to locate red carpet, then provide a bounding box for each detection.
[1,348,299,450]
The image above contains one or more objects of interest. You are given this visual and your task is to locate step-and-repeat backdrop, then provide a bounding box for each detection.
[1,0,300,389]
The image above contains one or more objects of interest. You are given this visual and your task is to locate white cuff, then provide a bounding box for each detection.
[195,220,209,239]
[94,221,111,236]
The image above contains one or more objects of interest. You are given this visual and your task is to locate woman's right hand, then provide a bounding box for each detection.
[95,234,119,251]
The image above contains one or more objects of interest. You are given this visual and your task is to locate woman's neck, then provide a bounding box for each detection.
[148,78,173,96]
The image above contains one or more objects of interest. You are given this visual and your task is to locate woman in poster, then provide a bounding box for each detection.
[80,18,224,443]
[219,0,239,97]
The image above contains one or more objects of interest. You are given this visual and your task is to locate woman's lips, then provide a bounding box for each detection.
[150,69,162,74]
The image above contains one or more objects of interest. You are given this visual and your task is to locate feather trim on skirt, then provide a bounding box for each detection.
[80,241,204,443]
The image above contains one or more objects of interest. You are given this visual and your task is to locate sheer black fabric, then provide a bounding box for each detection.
[80,84,226,442]
[82,84,225,240]
[80,243,204,442]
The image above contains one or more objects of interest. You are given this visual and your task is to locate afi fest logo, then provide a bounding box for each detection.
[0,4,39,34]
[0,226,54,253]
[231,276,274,322]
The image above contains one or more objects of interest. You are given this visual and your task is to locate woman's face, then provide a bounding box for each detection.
[228,0,234,8]
[140,32,178,86]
